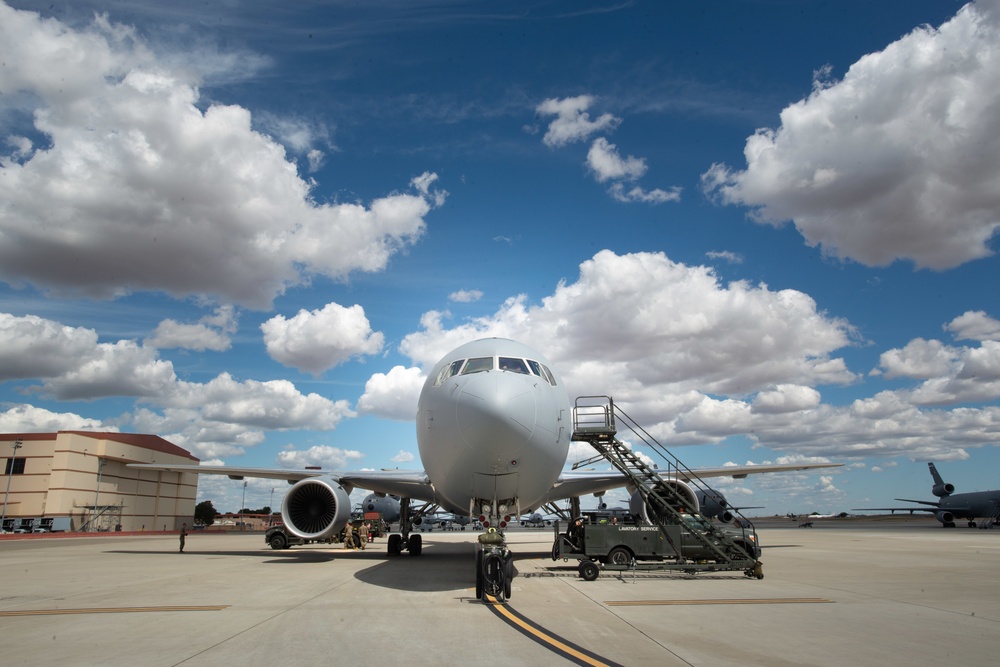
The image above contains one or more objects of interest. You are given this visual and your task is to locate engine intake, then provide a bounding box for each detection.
[281,477,352,540]
[630,480,700,523]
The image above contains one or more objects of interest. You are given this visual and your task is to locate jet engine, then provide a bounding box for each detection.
[696,488,733,523]
[281,477,352,540]
[932,482,955,497]
[934,510,955,526]
[629,480,700,522]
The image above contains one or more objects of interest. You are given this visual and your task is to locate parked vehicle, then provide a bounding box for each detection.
[264,525,334,550]
[552,514,762,580]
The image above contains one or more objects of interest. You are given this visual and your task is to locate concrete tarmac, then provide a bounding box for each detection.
[0,518,997,666]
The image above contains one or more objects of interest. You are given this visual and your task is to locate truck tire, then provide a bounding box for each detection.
[579,560,600,581]
[269,533,287,550]
[607,547,632,566]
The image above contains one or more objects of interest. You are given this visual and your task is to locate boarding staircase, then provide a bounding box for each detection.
[571,396,759,573]
[979,502,1000,529]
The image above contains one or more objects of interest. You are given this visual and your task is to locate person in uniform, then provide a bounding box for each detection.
[342,526,353,549]
[179,523,188,553]
[358,522,368,550]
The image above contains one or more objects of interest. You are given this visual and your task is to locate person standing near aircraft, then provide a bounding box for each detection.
[358,522,368,550]
[179,523,187,553]
[568,518,584,550]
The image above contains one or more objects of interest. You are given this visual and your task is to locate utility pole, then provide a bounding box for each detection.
[1,440,23,533]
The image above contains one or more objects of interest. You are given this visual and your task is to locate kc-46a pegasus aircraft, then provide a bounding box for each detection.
[131,338,837,582]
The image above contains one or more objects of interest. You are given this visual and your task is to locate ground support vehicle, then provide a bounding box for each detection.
[265,525,334,550]
[551,518,763,581]
[362,513,389,538]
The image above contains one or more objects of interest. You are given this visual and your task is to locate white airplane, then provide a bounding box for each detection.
[131,338,839,561]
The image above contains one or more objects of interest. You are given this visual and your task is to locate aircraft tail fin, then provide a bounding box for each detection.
[928,462,945,485]
[928,462,955,497]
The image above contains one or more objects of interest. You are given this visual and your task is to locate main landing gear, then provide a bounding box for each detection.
[387,497,423,556]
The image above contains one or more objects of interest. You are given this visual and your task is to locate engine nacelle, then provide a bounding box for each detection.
[696,488,734,523]
[932,482,955,498]
[281,477,352,540]
[935,510,955,525]
[629,480,700,523]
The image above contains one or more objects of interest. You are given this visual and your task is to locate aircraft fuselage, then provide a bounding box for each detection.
[416,338,572,523]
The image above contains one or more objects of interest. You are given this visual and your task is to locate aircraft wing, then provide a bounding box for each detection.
[851,507,939,515]
[128,463,435,503]
[543,462,842,503]
[894,498,941,507]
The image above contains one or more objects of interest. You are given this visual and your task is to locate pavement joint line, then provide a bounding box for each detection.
[0,605,231,617]
[604,598,833,606]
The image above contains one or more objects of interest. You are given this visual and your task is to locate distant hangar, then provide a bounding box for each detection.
[1,431,198,533]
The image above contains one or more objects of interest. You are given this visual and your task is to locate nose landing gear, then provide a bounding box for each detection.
[476,528,514,603]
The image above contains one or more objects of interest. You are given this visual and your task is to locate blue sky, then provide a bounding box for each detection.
[2,0,999,515]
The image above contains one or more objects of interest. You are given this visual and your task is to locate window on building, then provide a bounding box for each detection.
[4,458,25,475]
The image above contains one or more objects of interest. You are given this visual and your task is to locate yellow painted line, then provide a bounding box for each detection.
[605,598,832,606]
[486,595,622,667]
[0,605,230,617]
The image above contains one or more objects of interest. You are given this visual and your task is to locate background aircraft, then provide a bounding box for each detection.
[854,462,1000,527]
[132,338,840,557]
[359,493,401,523]
[519,512,554,527]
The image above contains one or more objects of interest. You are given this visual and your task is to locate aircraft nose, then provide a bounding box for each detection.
[456,372,536,451]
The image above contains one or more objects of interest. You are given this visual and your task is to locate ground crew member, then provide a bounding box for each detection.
[568,518,583,551]
[358,522,368,550]
[343,526,353,549]
[179,523,187,553]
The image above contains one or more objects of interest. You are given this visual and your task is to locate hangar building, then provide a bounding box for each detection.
[1,431,199,533]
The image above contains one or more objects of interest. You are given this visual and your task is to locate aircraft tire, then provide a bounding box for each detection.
[388,534,402,555]
[503,554,513,599]
[408,533,422,556]
[475,550,484,601]
[482,552,503,599]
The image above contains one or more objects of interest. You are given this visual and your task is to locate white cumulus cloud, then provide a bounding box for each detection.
[356,366,426,421]
[536,95,620,148]
[261,303,384,375]
[0,4,437,308]
[701,1,1000,270]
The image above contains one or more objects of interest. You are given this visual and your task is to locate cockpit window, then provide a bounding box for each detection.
[526,359,557,385]
[461,357,494,375]
[499,357,529,374]
[434,359,465,386]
